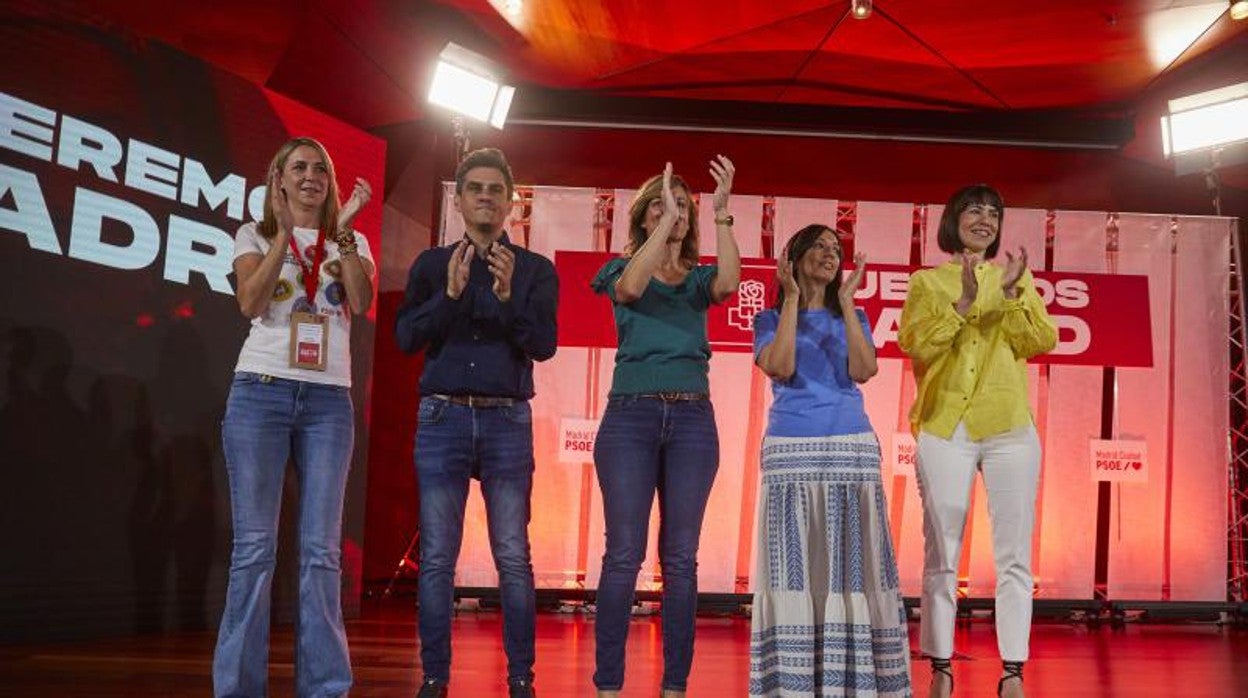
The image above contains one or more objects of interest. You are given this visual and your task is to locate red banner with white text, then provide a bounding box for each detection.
[556,251,1153,367]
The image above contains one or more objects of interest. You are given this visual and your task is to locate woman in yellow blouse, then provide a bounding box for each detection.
[899,184,1056,698]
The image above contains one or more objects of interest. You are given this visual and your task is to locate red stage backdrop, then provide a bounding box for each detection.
[0,7,385,641]
[437,184,1231,604]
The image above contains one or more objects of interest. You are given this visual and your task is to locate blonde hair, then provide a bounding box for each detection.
[624,172,699,269]
[257,137,342,239]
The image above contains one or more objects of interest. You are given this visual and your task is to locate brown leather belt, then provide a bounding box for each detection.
[431,394,517,408]
[634,392,708,402]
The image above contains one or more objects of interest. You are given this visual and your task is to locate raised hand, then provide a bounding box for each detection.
[487,243,516,302]
[709,154,735,217]
[659,161,678,225]
[336,177,372,241]
[1001,246,1028,299]
[838,251,867,308]
[446,239,474,300]
[777,258,800,300]
[956,252,981,315]
[269,168,295,238]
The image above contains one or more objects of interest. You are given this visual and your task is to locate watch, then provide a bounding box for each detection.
[715,214,734,226]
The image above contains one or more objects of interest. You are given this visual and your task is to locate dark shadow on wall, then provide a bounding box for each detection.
[145,317,222,632]
[0,316,228,643]
[0,324,100,640]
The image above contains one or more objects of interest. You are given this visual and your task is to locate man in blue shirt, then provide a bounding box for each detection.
[396,148,557,698]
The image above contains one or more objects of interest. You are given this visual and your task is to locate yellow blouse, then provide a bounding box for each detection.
[899,261,1057,441]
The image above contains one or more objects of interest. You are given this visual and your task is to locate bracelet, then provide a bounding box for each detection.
[714,214,734,226]
[336,228,359,255]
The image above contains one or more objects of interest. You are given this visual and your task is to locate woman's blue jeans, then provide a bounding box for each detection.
[214,372,354,698]
[592,395,720,692]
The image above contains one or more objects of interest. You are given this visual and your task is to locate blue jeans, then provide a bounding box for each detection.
[415,396,536,683]
[592,395,720,692]
[214,372,354,698]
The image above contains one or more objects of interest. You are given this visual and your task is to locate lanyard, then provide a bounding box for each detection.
[288,229,327,304]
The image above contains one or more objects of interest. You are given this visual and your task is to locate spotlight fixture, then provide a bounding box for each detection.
[427,42,515,129]
[1161,81,1248,175]
[1232,0,1248,21]
[851,0,872,19]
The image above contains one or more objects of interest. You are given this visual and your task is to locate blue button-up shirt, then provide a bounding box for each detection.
[395,234,558,399]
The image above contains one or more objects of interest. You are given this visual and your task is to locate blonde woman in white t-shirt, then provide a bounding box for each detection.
[214,137,374,698]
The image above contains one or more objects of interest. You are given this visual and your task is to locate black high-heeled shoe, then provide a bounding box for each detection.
[929,656,953,693]
[997,660,1024,696]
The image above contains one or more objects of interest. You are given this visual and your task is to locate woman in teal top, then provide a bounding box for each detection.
[589,158,740,698]
[750,224,911,697]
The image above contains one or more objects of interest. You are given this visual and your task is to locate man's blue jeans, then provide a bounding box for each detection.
[592,395,720,692]
[415,396,536,683]
[214,372,354,698]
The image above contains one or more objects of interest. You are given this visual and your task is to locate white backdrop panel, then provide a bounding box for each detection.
[1003,208,1048,266]
[772,196,839,256]
[1038,209,1111,599]
[1106,214,1173,600]
[1169,217,1231,601]
[853,200,924,594]
[529,188,599,589]
[610,188,636,254]
[921,204,945,266]
[704,353,763,592]
[697,194,764,258]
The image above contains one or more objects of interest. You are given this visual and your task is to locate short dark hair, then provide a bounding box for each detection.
[455,147,514,198]
[937,183,1004,259]
[775,224,844,316]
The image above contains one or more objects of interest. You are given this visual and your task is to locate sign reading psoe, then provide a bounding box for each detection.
[891,432,917,478]
[1090,439,1149,483]
[559,418,600,463]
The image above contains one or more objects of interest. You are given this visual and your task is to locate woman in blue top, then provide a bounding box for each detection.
[750,225,912,697]
[590,158,740,698]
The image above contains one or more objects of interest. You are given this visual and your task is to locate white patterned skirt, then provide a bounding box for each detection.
[750,433,912,697]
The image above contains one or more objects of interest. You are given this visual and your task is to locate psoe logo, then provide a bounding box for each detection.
[728,279,766,331]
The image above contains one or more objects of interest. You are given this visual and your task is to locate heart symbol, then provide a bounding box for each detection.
[1131,461,1142,470]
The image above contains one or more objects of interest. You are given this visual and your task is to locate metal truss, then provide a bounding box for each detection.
[1228,221,1248,603]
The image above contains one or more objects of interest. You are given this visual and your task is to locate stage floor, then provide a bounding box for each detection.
[2,600,1246,696]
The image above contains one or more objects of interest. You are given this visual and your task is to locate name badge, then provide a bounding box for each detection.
[290,311,328,371]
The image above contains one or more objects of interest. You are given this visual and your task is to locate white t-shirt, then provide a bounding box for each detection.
[232,222,375,386]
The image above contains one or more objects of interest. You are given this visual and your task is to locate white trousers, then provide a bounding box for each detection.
[916,422,1040,662]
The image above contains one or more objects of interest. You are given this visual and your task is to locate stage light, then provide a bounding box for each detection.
[851,0,872,19]
[1161,82,1248,172]
[1232,1,1248,21]
[1161,81,1248,215]
[427,42,515,129]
